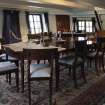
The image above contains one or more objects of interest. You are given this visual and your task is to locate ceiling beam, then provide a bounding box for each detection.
[0,0,94,11]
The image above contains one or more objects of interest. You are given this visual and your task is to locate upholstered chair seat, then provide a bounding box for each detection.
[30,63,50,78]
[0,61,18,72]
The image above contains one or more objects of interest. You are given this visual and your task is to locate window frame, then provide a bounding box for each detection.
[77,20,94,33]
[75,18,94,33]
[78,20,85,31]
[28,13,43,34]
[85,21,93,32]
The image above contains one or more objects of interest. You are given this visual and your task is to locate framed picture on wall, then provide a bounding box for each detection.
[56,15,70,32]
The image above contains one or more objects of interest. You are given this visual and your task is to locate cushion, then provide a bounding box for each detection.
[0,53,17,60]
[30,64,51,78]
[0,61,17,72]
[87,51,97,57]
[59,56,83,66]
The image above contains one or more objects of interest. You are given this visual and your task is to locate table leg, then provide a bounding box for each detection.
[55,54,59,91]
[21,57,24,92]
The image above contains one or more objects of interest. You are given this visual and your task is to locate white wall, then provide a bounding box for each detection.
[49,14,57,33]
[19,11,28,42]
[100,15,105,30]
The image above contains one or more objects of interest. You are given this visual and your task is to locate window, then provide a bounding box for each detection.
[77,20,93,33]
[29,14,42,34]
[86,21,92,32]
[78,21,85,31]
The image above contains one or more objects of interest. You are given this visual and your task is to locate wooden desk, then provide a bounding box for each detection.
[3,42,66,92]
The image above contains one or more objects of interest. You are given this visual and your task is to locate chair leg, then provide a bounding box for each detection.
[37,60,40,64]
[49,79,53,105]
[44,60,46,64]
[99,58,101,69]
[9,73,11,85]
[6,74,9,82]
[28,79,31,105]
[95,58,99,75]
[68,67,71,76]
[15,70,19,92]
[56,64,60,91]
[87,60,89,69]
[72,67,77,88]
[81,64,87,83]
[89,59,92,68]
[101,56,105,72]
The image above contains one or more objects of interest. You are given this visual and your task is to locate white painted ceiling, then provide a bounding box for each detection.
[0,0,105,13]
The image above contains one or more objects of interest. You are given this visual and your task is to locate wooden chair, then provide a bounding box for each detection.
[87,41,105,75]
[23,48,57,105]
[58,40,87,88]
[0,48,19,92]
[0,38,18,62]
[0,39,19,83]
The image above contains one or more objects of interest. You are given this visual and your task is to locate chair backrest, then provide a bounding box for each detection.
[97,37,105,50]
[75,40,88,59]
[23,48,57,61]
[23,48,58,78]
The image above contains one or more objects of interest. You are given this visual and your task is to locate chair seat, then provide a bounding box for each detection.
[87,51,103,58]
[87,51,97,57]
[0,53,17,61]
[30,64,50,78]
[59,56,83,66]
[0,61,18,72]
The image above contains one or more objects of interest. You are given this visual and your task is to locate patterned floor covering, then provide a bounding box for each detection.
[0,67,105,105]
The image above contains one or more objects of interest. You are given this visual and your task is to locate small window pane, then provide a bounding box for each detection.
[79,22,81,26]
[35,29,38,34]
[89,22,92,26]
[36,15,40,21]
[35,22,41,28]
[39,29,42,33]
[89,28,92,32]
[86,21,92,27]
[81,27,85,30]
[29,22,34,28]
[79,27,82,30]
[29,14,42,34]
[33,15,37,21]
[86,28,90,32]
[86,22,89,27]
[31,28,35,34]
[82,22,85,26]
[29,15,33,22]
[37,29,42,33]
[33,15,40,21]
[35,29,41,34]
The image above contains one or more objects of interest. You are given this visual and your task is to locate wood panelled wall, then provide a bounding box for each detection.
[56,15,70,32]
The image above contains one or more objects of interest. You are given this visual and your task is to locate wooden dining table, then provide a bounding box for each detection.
[3,42,66,92]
